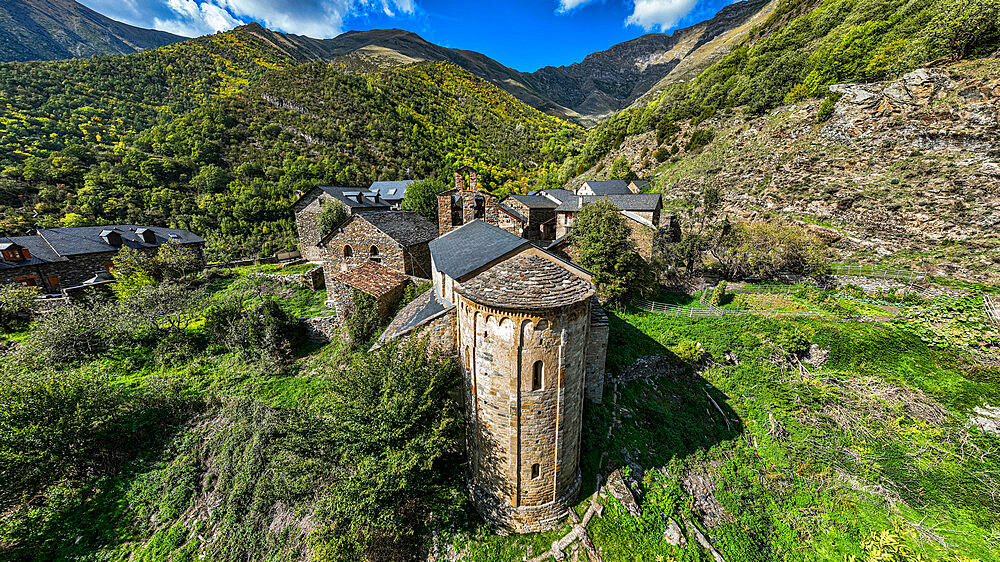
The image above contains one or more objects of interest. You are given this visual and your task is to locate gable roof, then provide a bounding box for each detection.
[369,180,415,201]
[555,193,662,213]
[498,203,526,223]
[429,220,530,279]
[360,210,438,247]
[37,225,204,256]
[580,180,631,196]
[378,288,454,344]
[629,180,651,191]
[0,234,66,270]
[330,261,410,298]
[506,194,558,209]
[293,185,390,212]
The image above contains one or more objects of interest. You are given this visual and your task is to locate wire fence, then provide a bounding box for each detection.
[986,294,1000,326]
[829,264,924,282]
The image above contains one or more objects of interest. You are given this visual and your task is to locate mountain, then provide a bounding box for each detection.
[0,25,581,259]
[223,0,777,126]
[0,0,183,62]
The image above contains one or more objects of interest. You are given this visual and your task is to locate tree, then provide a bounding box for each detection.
[317,337,461,559]
[154,243,203,280]
[110,247,155,300]
[401,178,445,224]
[609,157,637,181]
[344,290,381,350]
[568,200,652,306]
[711,222,829,280]
[0,285,41,331]
[318,198,349,241]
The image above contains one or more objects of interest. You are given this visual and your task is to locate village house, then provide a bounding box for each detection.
[0,225,205,294]
[292,185,391,261]
[378,219,608,533]
[316,210,437,280]
[436,166,528,236]
[575,179,648,196]
[499,194,558,241]
[325,260,412,320]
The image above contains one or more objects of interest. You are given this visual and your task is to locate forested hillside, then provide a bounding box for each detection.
[0,25,582,259]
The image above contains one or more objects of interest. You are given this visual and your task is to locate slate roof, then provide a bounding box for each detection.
[378,288,454,343]
[554,193,662,212]
[589,296,609,327]
[457,254,593,310]
[581,180,632,196]
[630,180,651,191]
[498,203,526,223]
[0,234,66,270]
[330,261,410,298]
[294,185,390,211]
[429,220,530,280]
[506,194,558,209]
[369,180,415,202]
[36,225,204,256]
[361,211,438,247]
[530,188,574,204]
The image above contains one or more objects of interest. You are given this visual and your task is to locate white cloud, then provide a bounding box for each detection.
[78,0,419,39]
[556,0,601,13]
[625,0,699,31]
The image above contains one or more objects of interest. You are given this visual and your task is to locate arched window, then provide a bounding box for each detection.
[531,463,540,479]
[532,361,543,391]
[369,245,381,263]
[343,245,353,258]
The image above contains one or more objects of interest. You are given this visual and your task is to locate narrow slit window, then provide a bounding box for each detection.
[531,463,540,479]
[532,361,543,391]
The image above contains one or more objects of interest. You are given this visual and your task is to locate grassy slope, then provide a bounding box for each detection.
[461,287,1000,561]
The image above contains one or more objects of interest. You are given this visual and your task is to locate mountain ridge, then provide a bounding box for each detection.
[0,0,183,62]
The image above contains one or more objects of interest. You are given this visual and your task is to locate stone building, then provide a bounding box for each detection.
[0,225,204,294]
[500,195,557,241]
[292,185,390,261]
[436,166,504,236]
[316,210,437,280]
[576,179,648,196]
[369,180,418,209]
[326,261,412,320]
[380,220,608,533]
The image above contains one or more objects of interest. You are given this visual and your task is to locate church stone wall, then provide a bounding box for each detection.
[458,296,589,533]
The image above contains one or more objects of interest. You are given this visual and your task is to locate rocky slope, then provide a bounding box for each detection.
[0,0,183,62]
[577,58,1000,282]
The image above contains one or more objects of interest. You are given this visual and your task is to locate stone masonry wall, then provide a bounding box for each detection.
[458,296,589,533]
[585,309,609,404]
[318,217,405,278]
[294,194,329,262]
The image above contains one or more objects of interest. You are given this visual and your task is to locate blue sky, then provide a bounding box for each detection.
[78,0,737,71]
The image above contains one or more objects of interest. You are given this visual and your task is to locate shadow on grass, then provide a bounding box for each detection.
[577,309,744,500]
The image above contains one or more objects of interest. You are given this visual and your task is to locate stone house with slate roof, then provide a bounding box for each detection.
[0,225,204,294]
[369,180,418,209]
[316,210,437,282]
[501,195,557,241]
[379,219,608,534]
[292,185,391,261]
[326,261,411,321]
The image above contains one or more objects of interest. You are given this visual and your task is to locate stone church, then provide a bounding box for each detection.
[380,219,609,533]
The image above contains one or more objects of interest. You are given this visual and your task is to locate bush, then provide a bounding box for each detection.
[709,280,727,306]
[316,337,462,558]
[317,198,349,241]
[344,290,381,350]
[684,128,715,153]
[671,340,704,363]
[654,147,670,162]
[19,299,116,364]
[0,284,40,331]
[205,293,303,364]
[774,325,815,355]
[712,222,829,280]
[816,93,841,122]
[656,119,680,145]
[609,156,637,181]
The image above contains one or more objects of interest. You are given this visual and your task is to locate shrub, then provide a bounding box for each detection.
[317,198,349,241]
[816,93,841,122]
[774,325,815,355]
[0,284,40,331]
[671,340,704,363]
[656,119,680,145]
[344,290,381,350]
[609,157,637,181]
[712,222,829,280]
[654,147,670,162]
[684,128,715,153]
[708,280,727,306]
[205,294,303,364]
[20,300,116,364]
